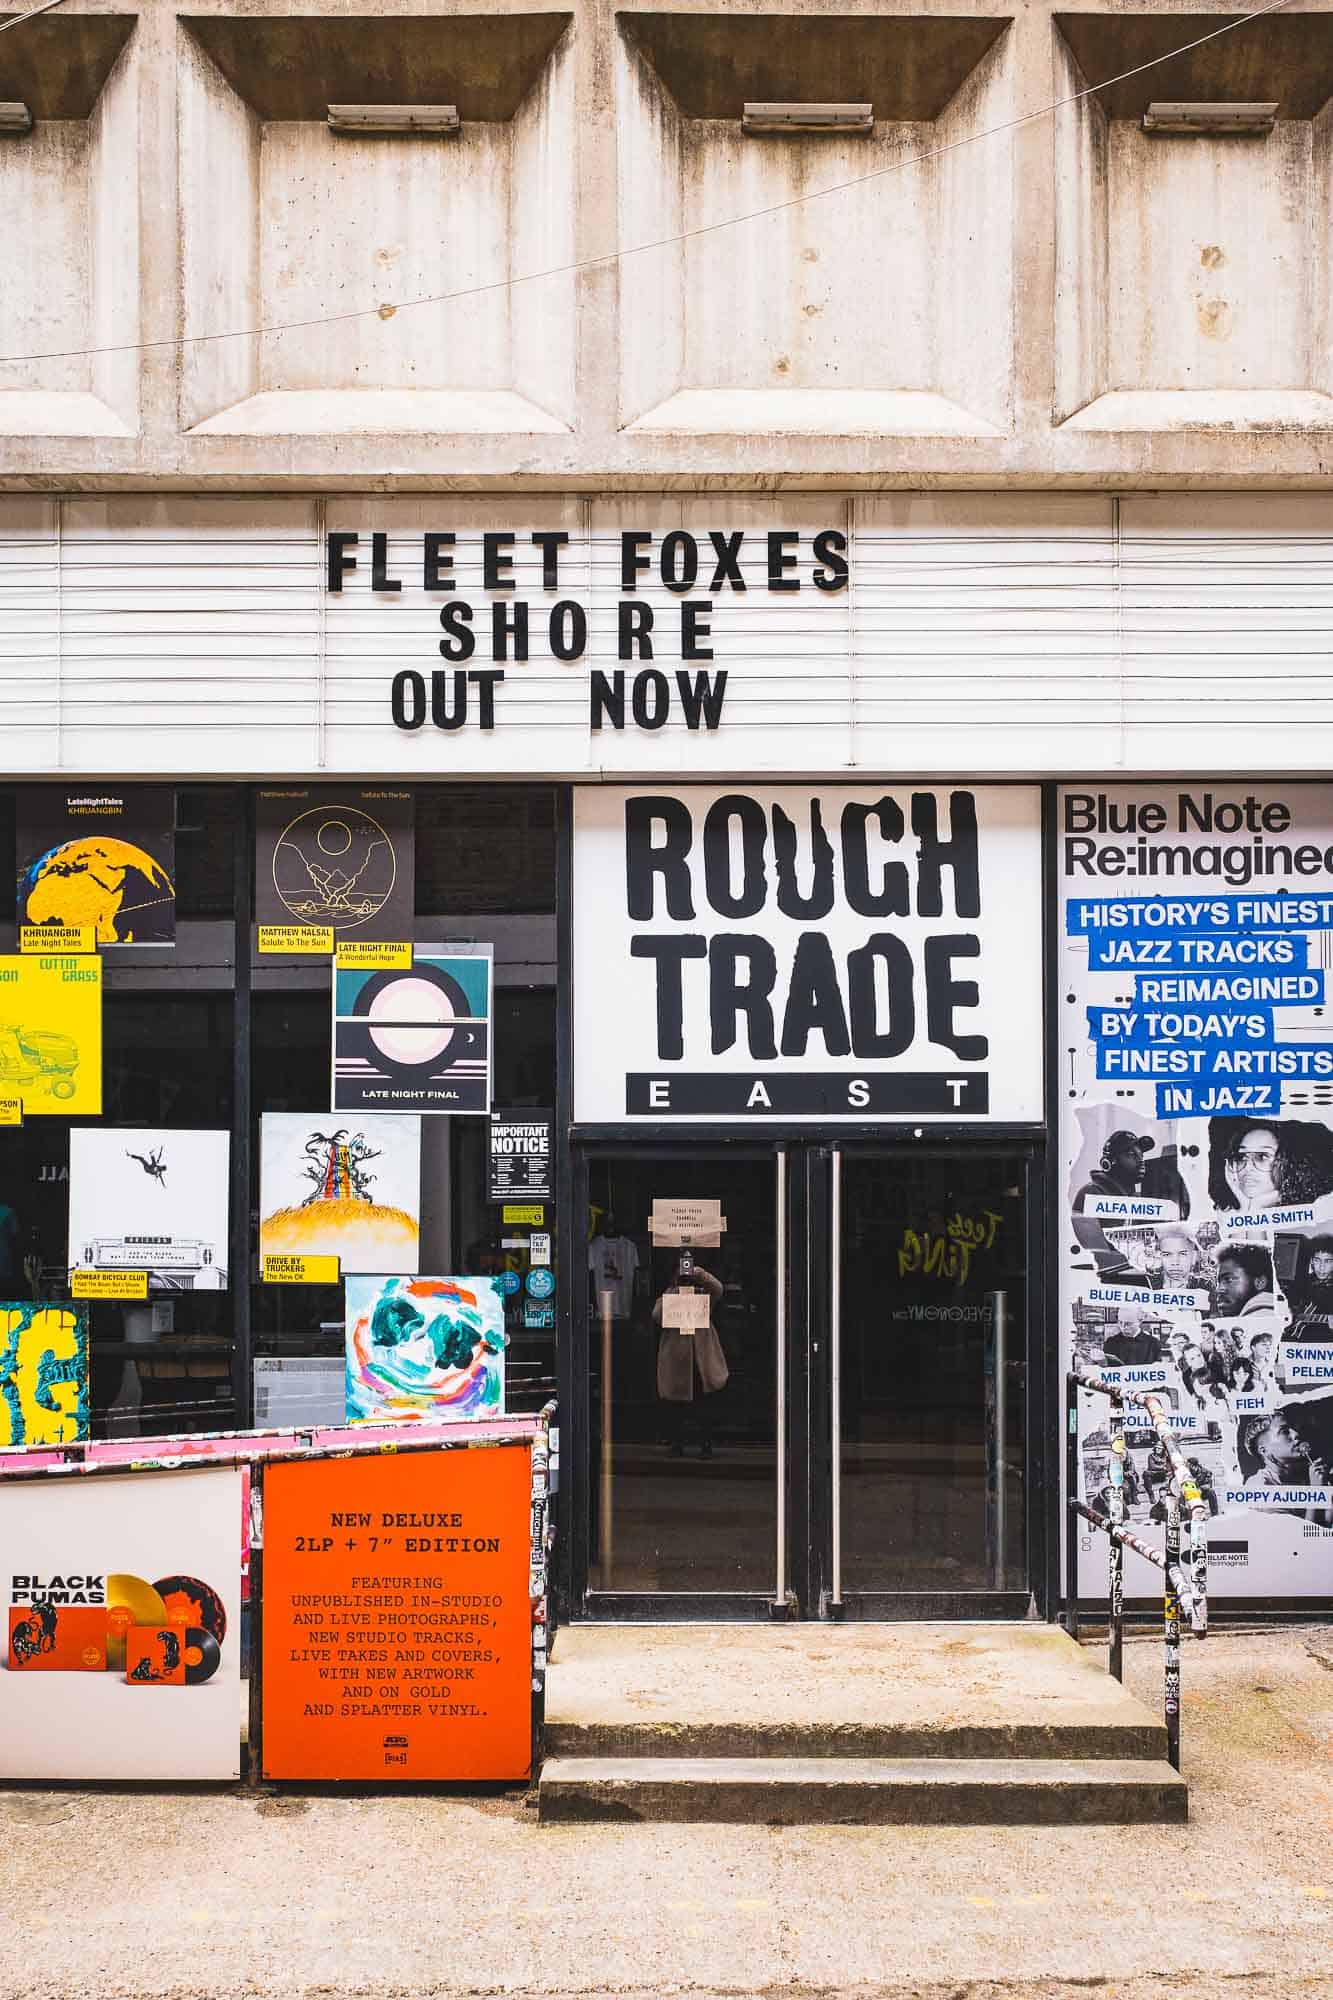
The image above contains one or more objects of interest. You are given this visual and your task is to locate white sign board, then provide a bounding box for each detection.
[1060,784,1333,1601]
[649,1198,726,1246]
[1,1466,243,1780]
[662,1292,713,1331]
[573,785,1043,1122]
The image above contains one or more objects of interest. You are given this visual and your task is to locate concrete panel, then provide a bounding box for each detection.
[0,121,93,397]
[179,27,261,432]
[1105,119,1312,393]
[178,12,576,434]
[1052,27,1108,423]
[89,38,140,430]
[619,13,1012,435]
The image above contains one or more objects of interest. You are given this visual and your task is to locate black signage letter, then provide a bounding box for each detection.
[549,600,588,661]
[626,796,694,920]
[423,532,456,590]
[812,529,849,592]
[439,601,476,661]
[327,531,358,592]
[708,531,746,592]
[391,670,426,729]
[772,802,835,920]
[492,601,529,662]
[841,799,909,916]
[779,933,850,1057]
[913,791,981,919]
[621,532,652,592]
[632,670,670,730]
[532,531,569,589]
[590,670,625,729]
[660,531,699,593]
[371,531,402,594]
[702,795,768,918]
[709,936,778,1058]
[483,532,516,590]
[618,600,654,660]
[681,601,713,661]
[630,935,707,1059]
[924,935,987,1059]
[847,933,915,1056]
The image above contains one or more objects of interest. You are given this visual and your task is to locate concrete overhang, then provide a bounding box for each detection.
[181,11,572,121]
[0,13,135,119]
[618,10,1010,123]
[1055,11,1333,122]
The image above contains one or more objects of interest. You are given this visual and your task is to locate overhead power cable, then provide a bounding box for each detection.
[0,0,68,33]
[0,0,1299,368]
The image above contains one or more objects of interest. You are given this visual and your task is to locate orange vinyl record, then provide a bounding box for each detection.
[104,1574,168,1671]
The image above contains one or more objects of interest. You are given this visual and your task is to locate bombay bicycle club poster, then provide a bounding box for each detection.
[1061,784,1333,1602]
[332,946,492,1115]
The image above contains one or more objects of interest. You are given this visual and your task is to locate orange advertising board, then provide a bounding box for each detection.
[259,1444,533,1781]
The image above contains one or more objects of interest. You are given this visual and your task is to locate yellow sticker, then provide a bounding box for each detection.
[502,1205,545,1226]
[334,941,413,969]
[257,926,335,955]
[71,1269,148,1300]
[263,1253,341,1285]
[0,1095,22,1126]
[19,925,95,955]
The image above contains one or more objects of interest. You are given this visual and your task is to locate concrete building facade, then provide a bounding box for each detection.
[3,0,1333,1629]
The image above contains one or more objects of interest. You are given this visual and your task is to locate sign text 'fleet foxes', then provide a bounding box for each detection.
[325,529,848,735]
[572,786,1043,1121]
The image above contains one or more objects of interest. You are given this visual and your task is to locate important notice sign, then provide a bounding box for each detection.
[259,1445,533,1781]
[488,1111,553,1203]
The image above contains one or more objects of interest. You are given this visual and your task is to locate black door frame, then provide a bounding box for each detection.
[566,1125,1050,1622]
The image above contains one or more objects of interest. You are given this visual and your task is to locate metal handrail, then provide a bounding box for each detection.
[1064,1367,1208,1772]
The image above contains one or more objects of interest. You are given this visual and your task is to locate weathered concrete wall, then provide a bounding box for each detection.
[1,0,1333,487]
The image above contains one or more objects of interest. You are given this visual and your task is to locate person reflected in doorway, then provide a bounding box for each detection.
[653,1253,728,1458]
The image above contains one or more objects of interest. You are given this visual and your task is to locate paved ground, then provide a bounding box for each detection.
[2,1627,1331,2000]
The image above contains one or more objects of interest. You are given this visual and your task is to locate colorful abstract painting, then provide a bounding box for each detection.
[0,1303,89,1445]
[345,1276,506,1423]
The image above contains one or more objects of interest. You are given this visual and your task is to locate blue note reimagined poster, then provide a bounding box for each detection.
[1061,785,1333,1601]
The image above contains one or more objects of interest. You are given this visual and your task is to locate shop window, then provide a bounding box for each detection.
[1,780,561,1446]
[415,787,557,915]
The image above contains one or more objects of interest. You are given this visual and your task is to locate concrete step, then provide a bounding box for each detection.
[543,1625,1171,1764]
[543,1715,1168,1762]
[538,1755,1188,1826]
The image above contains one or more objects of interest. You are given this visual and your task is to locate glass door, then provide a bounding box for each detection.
[826,1145,1036,1617]
[577,1145,787,1614]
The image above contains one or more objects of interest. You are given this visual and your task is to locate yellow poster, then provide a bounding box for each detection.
[0,1303,89,1445]
[0,954,102,1116]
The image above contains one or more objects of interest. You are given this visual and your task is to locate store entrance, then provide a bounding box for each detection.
[572,1141,1043,1619]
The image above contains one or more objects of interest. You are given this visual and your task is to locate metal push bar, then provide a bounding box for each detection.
[1064,1368,1208,1772]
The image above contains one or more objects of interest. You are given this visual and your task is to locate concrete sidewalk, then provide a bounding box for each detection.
[2,1627,1331,2000]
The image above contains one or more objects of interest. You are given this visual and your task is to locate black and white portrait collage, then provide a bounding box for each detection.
[1061,786,1333,1599]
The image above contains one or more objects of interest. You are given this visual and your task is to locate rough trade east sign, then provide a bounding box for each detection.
[572,785,1043,1122]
